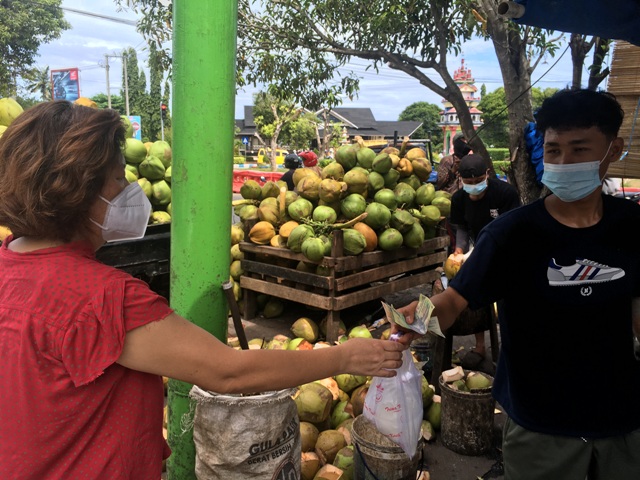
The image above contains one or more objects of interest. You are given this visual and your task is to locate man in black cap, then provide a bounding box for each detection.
[281,153,302,191]
[450,153,520,368]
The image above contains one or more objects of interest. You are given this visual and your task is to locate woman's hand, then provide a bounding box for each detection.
[336,338,405,378]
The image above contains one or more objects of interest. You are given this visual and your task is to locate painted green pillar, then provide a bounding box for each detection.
[166,0,238,478]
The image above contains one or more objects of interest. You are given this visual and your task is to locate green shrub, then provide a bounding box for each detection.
[233,156,246,164]
[492,160,510,176]
[487,148,510,161]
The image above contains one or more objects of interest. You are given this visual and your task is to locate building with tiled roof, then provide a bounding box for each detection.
[439,59,483,155]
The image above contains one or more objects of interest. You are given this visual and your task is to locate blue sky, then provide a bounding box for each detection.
[35,0,596,121]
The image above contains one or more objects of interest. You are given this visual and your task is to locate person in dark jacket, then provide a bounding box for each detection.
[449,153,521,368]
[281,153,302,191]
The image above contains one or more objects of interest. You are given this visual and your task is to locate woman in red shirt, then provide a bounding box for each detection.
[0,101,403,479]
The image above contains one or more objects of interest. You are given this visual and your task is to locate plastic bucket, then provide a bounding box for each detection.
[352,415,423,480]
[439,371,495,456]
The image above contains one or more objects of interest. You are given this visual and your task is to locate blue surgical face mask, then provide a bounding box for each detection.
[462,179,487,196]
[542,142,612,202]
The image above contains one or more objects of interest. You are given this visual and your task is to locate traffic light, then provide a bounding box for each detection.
[161,104,167,120]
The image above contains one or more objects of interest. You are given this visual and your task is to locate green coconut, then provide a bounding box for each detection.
[335,373,367,394]
[321,162,345,181]
[151,180,172,205]
[383,168,400,189]
[291,317,320,343]
[415,183,436,206]
[367,171,385,194]
[431,196,451,217]
[343,170,368,195]
[295,383,334,423]
[342,228,367,256]
[318,178,344,204]
[313,205,338,223]
[288,198,314,221]
[335,144,359,171]
[333,446,355,480]
[261,181,282,199]
[124,138,149,165]
[302,237,327,262]
[373,188,397,210]
[356,147,376,169]
[240,179,262,200]
[399,174,421,191]
[287,224,315,252]
[403,221,425,249]
[390,209,416,233]
[340,194,367,220]
[148,140,172,168]
[372,152,392,174]
[364,202,391,230]
[263,298,285,318]
[378,228,404,251]
[394,183,416,209]
[297,175,322,202]
[138,155,166,180]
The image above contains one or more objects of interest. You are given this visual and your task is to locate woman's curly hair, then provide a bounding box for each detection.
[0,101,125,242]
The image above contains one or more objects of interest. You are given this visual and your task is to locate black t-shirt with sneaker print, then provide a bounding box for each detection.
[450,194,640,438]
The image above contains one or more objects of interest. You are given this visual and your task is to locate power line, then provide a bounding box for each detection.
[22,0,138,26]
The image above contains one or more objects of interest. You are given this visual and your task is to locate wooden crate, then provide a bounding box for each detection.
[239,231,449,342]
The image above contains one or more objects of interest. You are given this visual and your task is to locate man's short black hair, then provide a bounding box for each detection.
[535,89,624,138]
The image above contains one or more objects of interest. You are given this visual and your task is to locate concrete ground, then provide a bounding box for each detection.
[228,282,506,480]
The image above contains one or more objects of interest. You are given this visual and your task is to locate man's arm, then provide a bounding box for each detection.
[454,225,470,254]
[633,298,640,339]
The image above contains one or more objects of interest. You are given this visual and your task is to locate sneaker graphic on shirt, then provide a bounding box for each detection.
[547,258,625,286]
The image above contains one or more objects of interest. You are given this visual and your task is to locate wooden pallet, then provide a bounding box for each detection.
[239,231,449,342]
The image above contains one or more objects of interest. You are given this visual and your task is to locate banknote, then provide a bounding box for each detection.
[381,294,444,337]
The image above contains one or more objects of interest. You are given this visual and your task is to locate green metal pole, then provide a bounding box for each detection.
[167,0,238,478]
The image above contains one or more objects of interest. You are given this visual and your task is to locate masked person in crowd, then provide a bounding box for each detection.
[449,153,520,369]
[281,153,302,191]
[398,89,640,480]
[0,101,405,479]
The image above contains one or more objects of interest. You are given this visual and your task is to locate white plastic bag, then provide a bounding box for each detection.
[363,348,423,457]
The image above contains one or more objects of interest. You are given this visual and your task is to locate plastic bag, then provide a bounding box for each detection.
[363,348,423,457]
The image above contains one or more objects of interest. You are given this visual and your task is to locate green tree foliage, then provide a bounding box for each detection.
[281,112,318,151]
[91,93,126,114]
[118,0,565,201]
[119,46,168,142]
[253,88,301,170]
[477,87,508,148]
[477,86,558,149]
[0,0,70,97]
[398,102,443,145]
[24,66,52,101]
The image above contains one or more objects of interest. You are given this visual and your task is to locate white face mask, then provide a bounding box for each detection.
[90,183,152,242]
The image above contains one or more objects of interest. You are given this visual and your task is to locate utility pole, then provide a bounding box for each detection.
[103,53,130,113]
[104,54,111,108]
[123,55,130,116]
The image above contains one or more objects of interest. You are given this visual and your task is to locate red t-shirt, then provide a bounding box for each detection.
[0,238,174,479]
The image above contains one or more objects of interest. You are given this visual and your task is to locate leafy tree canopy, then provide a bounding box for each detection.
[0,0,70,96]
[477,86,559,148]
[398,101,443,146]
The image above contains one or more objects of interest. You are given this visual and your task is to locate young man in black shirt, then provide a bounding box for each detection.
[399,89,640,480]
[449,153,520,368]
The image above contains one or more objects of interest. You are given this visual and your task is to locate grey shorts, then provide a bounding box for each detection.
[502,416,640,480]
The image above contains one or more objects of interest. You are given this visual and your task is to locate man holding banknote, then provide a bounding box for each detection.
[397,89,640,480]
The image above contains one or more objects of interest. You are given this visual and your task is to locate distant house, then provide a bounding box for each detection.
[235,105,422,154]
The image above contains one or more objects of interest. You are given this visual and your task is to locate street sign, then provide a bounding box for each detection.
[242,137,249,145]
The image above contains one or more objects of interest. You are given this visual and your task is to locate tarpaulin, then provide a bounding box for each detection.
[505,0,640,46]
[232,169,283,193]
